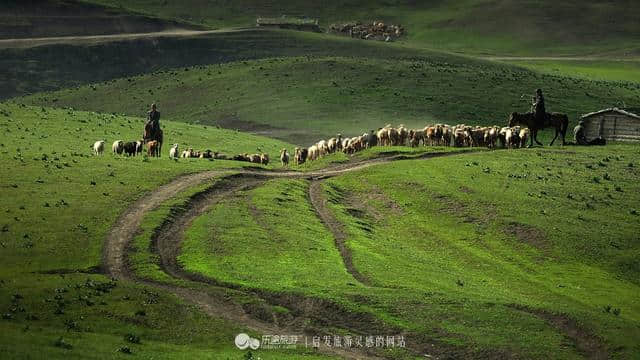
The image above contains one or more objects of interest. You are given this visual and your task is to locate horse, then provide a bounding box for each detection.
[143,122,163,157]
[508,112,568,147]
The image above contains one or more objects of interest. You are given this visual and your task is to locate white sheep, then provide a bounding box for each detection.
[280,148,289,167]
[519,128,530,148]
[169,144,179,159]
[111,140,124,155]
[93,140,105,155]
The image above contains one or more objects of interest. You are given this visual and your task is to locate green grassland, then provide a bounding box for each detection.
[504,59,640,84]
[0,103,319,359]
[0,28,484,100]
[177,146,640,358]
[20,53,640,145]
[2,1,640,358]
[81,0,640,56]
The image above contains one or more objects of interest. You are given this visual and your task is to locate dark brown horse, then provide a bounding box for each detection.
[508,112,568,147]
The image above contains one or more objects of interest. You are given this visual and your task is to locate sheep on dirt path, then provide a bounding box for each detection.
[280,149,290,167]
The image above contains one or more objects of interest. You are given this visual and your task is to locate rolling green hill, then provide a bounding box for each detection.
[2,1,640,358]
[0,0,199,39]
[81,0,640,56]
[20,52,640,144]
[0,103,333,359]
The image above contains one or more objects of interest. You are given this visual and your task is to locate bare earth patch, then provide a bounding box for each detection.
[504,221,548,251]
[508,304,609,360]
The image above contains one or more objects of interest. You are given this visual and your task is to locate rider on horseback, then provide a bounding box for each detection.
[146,103,161,139]
[531,88,547,128]
[143,103,163,156]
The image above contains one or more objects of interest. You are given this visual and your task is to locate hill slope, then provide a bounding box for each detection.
[0,103,321,359]
[82,0,640,56]
[0,0,199,39]
[20,53,640,144]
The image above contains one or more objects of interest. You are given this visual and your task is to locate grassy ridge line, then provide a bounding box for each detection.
[21,55,640,144]
[0,28,467,99]
[80,0,640,56]
[0,0,203,40]
[0,103,298,358]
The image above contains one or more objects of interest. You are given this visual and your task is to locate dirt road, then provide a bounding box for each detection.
[102,151,461,359]
[0,28,258,49]
[102,149,606,359]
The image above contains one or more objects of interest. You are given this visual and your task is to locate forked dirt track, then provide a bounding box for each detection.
[103,151,457,359]
[103,150,608,359]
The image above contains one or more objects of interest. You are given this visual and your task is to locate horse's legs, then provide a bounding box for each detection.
[550,127,559,146]
[534,128,543,146]
[528,129,535,148]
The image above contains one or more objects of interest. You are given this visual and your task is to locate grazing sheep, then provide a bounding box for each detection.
[453,129,468,147]
[200,149,213,159]
[397,125,408,146]
[280,149,289,166]
[169,144,179,159]
[388,127,400,146]
[123,141,137,156]
[294,147,308,165]
[485,127,498,149]
[442,125,452,147]
[249,154,261,164]
[317,140,328,157]
[505,126,521,149]
[469,127,486,147]
[367,130,378,148]
[409,129,423,147]
[434,124,444,146]
[377,126,390,146]
[135,140,144,155]
[213,152,228,160]
[340,137,350,150]
[232,154,250,162]
[146,140,159,157]
[92,140,105,155]
[327,137,339,153]
[519,128,530,148]
[308,145,319,161]
[112,140,124,155]
[425,126,436,146]
[498,127,510,148]
[260,153,269,165]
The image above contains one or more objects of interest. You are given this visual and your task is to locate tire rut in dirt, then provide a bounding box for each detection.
[104,150,566,359]
[152,173,267,281]
[308,180,374,286]
[146,173,387,359]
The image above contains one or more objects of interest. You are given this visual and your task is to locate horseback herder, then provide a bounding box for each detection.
[146,103,161,139]
[532,88,547,128]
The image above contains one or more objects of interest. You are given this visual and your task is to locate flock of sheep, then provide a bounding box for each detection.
[299,123,531,164]
[90,123,530,167]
